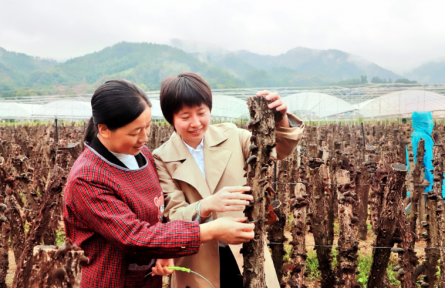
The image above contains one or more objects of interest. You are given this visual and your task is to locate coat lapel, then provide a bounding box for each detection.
[165,133,211,199]
[204,126,232,194]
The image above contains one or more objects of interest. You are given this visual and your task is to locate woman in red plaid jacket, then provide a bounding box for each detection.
[63,79,255,288]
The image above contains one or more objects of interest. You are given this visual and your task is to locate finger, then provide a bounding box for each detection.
[226,186,251,193]
[151,267,159,276]
[239,230,255,240]
[237,222,255,231]
[225,200,250,206]
[255,90,270,96]
[154,261,165,276]
[163,266,174,275]
[227,193,253,201]
[219,205,245,212]
[265,92,280,101]
[268,99,283,109]
[275,104,287,112]
[233,217,248,223]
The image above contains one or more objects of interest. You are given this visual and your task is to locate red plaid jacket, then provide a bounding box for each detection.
[63,143,201,288]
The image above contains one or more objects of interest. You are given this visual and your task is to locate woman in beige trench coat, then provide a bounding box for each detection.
[153,73,305,288]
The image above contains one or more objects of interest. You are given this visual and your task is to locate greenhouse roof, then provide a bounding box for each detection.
[282,93,356,118]
[32,100,92,119]
[358,90,445,118]
[0,103,42,119]
[2,85,445,120]
[211,95,249,119]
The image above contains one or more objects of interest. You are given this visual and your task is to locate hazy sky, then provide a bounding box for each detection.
[1,0,444,74]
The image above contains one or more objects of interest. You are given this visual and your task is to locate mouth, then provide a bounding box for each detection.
[188,128,203,135]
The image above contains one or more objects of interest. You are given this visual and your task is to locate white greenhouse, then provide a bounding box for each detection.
[358,90,445,119]
[0,103,41,119]
[2,85,445,122]
[32,101,92,119]
[211,95,249,119]
[282,93,356,119]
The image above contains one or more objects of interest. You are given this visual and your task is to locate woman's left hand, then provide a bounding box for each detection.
[255,90,290,128]
[151,258,174,276]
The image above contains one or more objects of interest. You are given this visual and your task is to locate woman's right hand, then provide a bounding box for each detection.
[200,186,253,216]
[200,217,255,245]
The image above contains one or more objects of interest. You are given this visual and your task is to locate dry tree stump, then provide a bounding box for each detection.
[335,169,359,288]
[242,96,278,288]
[284,182,308,288]
[27,238,87,288]
[267,159,291,283]
[420,157,442,288]
[307,161,335,288]
[367,163,407,288]
[394,203,418,288]
[13,166,66,288]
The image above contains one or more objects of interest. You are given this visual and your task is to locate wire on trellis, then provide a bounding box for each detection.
[9,205,445,250]
[271,182,384,186]
[266,242,445,250]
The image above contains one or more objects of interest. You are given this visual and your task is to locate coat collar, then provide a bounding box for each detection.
[161,124,229,162]
[162,124,232,197]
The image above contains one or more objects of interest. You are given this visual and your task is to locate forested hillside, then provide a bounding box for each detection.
[0,47,56,94]
[407,59,445,83]
[0,41,412,97]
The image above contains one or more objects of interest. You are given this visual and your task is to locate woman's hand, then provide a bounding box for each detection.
[255,90,290,128]
[151,258,174,276]
[200,217,255,244]
[200,186,253,216]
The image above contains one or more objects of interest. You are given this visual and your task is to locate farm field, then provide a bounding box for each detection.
[0,104,444,287]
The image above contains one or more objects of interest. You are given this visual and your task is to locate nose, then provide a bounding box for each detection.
[138,127,150,143]
[190,114,200,128]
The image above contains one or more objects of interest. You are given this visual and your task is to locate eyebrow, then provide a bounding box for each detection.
[131,120,152,131]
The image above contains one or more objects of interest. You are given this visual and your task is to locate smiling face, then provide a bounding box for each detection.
[98,106,152,155]
[173,104,211,149]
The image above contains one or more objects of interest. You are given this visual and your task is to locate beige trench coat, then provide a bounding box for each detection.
[153,114,304,288]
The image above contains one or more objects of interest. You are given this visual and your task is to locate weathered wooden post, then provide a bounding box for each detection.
[13,166,66,288]
[27,238,87,288]
[367,163,407,288]
[267,158,291,283]
[242,96,277,288]
[306,125,335,288]
[0,206,10,288]
[335,169,359,287]
[394,202,418,288]
[420,158,442,288]
[284,182,308,288]
[410,140,426,236]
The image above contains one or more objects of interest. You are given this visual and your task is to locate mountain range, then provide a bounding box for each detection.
[0,40,442,97]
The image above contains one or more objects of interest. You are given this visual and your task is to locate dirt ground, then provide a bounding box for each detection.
[4,228,428,287]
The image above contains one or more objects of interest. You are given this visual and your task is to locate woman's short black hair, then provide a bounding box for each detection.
[160,72,212,126]
[84,79,152,143]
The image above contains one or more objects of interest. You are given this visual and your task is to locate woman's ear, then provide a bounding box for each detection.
[97,124,111,139]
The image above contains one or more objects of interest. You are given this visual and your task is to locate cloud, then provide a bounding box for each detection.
[1,0,444,73]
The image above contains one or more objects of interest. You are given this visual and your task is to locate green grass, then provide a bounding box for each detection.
[301,249,401,287]
[56,230,66,245]
[331,248,338,268]
[356,252,400,288]
[334,220,340,235]
[287,213,294,231]
[306,250,322,280]
[283,244,292,262]
[356,252,372,287]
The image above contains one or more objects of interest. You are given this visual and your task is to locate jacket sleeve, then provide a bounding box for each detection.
[238,113,305,161]
[275,113,305,160]
[70,176,201,258]
[153,154,199,221]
